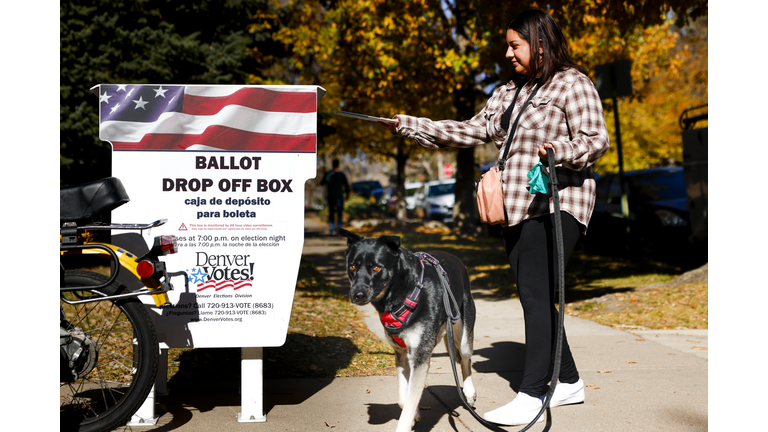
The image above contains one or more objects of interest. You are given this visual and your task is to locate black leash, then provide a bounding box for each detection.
[417,252,508,432]
[441,148,565,431]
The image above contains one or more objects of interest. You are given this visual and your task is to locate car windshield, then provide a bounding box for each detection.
[628,171,687,202]
[428,183,454,197]
[405,187,419,197]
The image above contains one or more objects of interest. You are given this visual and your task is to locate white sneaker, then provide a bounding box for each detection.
[550,379,585,407]
[483,392,545,426]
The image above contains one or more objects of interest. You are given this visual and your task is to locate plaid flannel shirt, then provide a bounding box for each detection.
[394,68,609,232]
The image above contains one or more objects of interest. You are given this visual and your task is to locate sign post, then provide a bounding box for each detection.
[96,84,325,424]
[442,163,454,179]
[595,60,632,219]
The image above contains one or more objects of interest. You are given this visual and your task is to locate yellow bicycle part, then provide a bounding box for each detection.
[60,242,170,307]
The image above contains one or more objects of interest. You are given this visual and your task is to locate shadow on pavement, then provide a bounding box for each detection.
[412,384,553,432]
[263,378,337,413]
[431,341,527,392]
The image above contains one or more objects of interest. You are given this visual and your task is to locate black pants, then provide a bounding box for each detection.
[327,197,344,230]
[502,211,581,397]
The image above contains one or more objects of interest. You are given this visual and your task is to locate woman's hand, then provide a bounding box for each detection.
[378,119,399,133]
[538,143,555,162]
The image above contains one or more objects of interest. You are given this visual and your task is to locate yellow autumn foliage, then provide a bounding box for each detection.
[271,0,707,222]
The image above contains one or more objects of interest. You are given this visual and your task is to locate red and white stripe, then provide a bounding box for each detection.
[101,85,321,152]
[197,279,253,292]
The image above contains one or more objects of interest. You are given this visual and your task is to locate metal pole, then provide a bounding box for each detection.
[238,347,267,422]
[612,94,629,219]
[127,344,165,426]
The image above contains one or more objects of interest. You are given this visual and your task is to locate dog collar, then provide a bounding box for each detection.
[380,252,447,348]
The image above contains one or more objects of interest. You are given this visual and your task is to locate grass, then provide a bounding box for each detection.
[565,282,708,330]
[264,260,395,378]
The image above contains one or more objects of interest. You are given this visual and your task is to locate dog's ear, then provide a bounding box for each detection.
[338,228,364,245]
[379,235,401,251]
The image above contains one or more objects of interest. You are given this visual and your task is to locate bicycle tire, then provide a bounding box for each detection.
[60,270,159,432]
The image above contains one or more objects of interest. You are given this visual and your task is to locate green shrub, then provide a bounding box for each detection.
[344,195,385,220]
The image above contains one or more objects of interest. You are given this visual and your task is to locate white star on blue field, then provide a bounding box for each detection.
[99,84,184,123]
[188,268,208,285]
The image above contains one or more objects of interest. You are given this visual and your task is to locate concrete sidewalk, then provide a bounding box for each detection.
[121,218,707,432]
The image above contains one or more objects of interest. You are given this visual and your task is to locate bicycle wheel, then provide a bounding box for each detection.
[60,270,159,432]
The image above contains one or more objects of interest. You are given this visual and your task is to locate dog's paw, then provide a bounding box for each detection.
[465,391,477,407]
[461,377,477,407]
[414,408,421,423]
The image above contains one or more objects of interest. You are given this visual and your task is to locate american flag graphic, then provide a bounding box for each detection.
[97,84,319,152]
[197,279,253,292]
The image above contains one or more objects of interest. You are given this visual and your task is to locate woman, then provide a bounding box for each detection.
[387,9,609,426]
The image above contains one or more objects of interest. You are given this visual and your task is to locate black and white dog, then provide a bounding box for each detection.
[338,229,477,432]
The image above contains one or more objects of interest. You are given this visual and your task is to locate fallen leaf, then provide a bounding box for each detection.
[625,360,637,364]
[598,370,613,373]
[691,346,708,350]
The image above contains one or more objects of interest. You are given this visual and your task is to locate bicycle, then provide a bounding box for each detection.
[60,177,186,432]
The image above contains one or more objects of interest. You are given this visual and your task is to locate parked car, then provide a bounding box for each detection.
[584,166,705,265]
[351,180,383,199]
[414,179,456,223]
[385,182,423,216]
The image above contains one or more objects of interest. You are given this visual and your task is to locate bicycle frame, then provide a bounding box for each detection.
[60,219,177,307]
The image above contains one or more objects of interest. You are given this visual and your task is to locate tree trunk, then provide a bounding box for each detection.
[451,81,479,236]
[453,146,476,234]
[394,141,409,220]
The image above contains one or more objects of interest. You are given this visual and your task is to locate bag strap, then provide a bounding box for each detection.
[498,83,541,172]
[564,109,573,140]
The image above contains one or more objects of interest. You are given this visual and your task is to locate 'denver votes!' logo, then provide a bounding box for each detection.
[188,252,253,292]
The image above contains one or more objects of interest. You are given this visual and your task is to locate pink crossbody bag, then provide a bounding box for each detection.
[476,83,540,225]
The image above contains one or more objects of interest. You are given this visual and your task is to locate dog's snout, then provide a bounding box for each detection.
[351,289,370,305]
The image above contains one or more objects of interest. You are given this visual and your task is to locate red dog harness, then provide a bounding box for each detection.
[380,252,450,348]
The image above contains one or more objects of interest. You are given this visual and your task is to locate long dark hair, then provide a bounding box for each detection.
[507,9,586,86]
